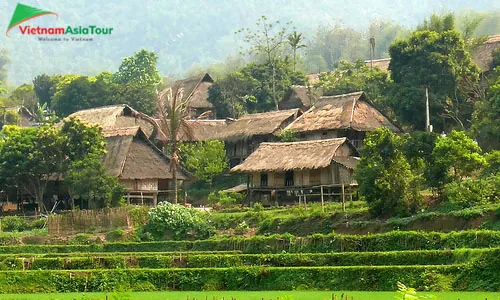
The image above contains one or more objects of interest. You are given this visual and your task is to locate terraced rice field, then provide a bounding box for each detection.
[0,231,498,294]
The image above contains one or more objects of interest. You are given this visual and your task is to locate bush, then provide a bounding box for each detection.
[128,206,149,227]
[208,191,244,207]
[1,217,29,232]
[1,217,46,232]
[106,229,126,242]
[442,176,500,209]
[144,202,213,240]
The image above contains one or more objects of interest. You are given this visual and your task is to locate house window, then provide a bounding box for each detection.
[285,171,294,186]
[260,173,268,187]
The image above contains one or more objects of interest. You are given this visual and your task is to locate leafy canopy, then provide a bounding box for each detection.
[180,140,228,186]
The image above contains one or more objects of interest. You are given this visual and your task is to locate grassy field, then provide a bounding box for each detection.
[2,291,500,300]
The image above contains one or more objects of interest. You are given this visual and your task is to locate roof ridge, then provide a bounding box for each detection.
[260,137,347,146]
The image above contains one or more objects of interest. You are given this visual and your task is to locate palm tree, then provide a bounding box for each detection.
[287,31,306,71]
[156,87,192,204]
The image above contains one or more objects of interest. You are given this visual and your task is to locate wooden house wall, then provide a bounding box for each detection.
[249,165,340,188]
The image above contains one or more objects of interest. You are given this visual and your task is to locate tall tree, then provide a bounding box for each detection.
[388,30,479,131]
[429,130,486,189]
[317,59,391,110]
[287,31,306,72]
[156,88,191,204]
[0,48,9,84]
[355,128,420,217]
[0,118,106,212]
[113,49,162,88]
[180,141,228,190]
[237,15,291,110]
[33,74,54,108]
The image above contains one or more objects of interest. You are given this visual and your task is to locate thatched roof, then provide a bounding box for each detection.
[231,138,358,172]
[64,105,162,140]
[280,85,323,110]
[181,119,228,141]
[473,35,500,71]
[102,127,191,181]
[153,119,229,142]
[166,73,214,109]
[286,91,401,133]
[364,58,391,71]
[219,109,301,141]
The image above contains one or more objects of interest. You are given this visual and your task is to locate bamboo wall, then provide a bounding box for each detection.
[48,207,133,235]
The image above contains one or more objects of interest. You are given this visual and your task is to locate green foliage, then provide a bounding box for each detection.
[471,67,500,151]
[483,150,500,176]
[441,176,500,209]
[105,229,127,242]
[112,49,162,88]
[277,129,298,142]
[317,59,391,109]
[144,202,213,240]
[207,191,244,207]
[431,131,486,187]
[208,72,259,118]
[180,141,228,186]
[356,128,420,217]
[5,84,37,113]
[209,59,305,116]
[65,155,125,209]
[388,30,479,131]
[32,74,53,107]
[0,118,110,211]
[1,217,45,232]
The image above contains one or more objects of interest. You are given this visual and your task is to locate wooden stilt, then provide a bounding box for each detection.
[320,185,324,212]
[341,184,345,211]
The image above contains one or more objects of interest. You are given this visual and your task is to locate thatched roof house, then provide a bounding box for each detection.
[219,109,301,142]
[231,138,359,203]
[1,106,37,127]
[102,126,192,205]
[156,119,229,142]
[364,58,391,71]
[285,92,400,150]
[472,35,500,71]
[231,138,358,173]
[164,73,215,119]
[279,85,324,110]
[65,105,163,142]
[219,108,302,167]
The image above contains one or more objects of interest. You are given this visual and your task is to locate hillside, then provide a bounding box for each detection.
[1,0,500,84]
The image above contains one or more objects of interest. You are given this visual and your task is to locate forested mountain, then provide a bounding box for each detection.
[1,0,500,85]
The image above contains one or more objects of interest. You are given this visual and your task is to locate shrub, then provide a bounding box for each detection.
[208,191,244,207]
[106,229,126,242]
[144,202,213,240]
[1,217,29,232]
[442,176,500,209]
[128,206,149,227]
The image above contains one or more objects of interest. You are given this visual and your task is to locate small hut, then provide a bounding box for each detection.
[218,109,302,167]
[65,104,163,142]
[102,127,193,205]
[364,58,391,71]
[231,138,359,204]
[472,35,500,72]
[163,73,215,119]
[286,91,401,150]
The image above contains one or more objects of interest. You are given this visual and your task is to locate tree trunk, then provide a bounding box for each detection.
[172,141,178,204]
[272,64,278,111]
[293,49,296,72]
